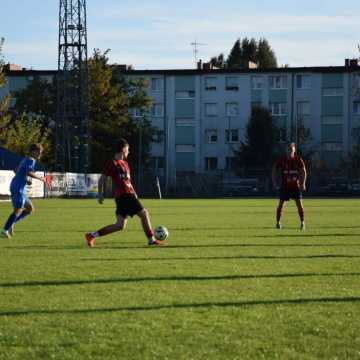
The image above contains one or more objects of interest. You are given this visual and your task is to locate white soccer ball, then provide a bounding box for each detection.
[154,226,169,241]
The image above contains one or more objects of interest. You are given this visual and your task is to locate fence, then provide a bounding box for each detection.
[0,171,101,198]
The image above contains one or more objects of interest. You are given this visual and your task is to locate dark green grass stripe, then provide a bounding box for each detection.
[82,254,360,261]
[1,296,360,317]
[1,272,360,288]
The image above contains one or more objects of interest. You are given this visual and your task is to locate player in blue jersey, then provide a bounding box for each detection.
[1,144,49,239]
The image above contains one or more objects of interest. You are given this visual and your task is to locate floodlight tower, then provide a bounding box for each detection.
[56,0,89,172]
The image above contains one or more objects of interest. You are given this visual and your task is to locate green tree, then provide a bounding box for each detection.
[0,37,12,144]
[88,49,154,174]
[209,37,277,69]
[226,39,242,68]
[241,38,258,63]
[13,76,56,126]
[0,38,50,160]
[257,38,277,69]
[4,114,51,157]
[233,106,280,176]
[10,48,154,174]
[210,53,225,69]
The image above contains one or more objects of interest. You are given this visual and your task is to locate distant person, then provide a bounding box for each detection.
[85,138,162,247]
[1,144,50,238]
[272,142,307,230]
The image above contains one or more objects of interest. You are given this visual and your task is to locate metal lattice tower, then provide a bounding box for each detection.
[56,0,89,172]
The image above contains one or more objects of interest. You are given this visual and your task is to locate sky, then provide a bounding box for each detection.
[1,0,360,70]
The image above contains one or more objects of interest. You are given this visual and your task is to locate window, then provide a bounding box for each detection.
[129,107,143,117]
[251,76,264,89]
[226,102,239,117]
[270,102,287,116]
[151,78,162,91]
[205,129,218,143]
[353,101,360,114]
[353,73,360,89]
[225,129,239,143]
[153,130,164,143]
[296,101,310,121]
[251,101,262,109]
[205,77,217,91]
[205,103,218,116]
[176,145,195,152]
[9,97,16,109]
[225,77,239,91]
[151,103,164,117]
[205,157,218,170]
[323,143,343,151]
[269,75,287,89]
[296,74,311,89]
[277,127,287,142]
[352,127,360,138]
[176,118,194,126]
[225,157,236,171]
[150,156,165,170]
[175,91,195,98]
[323,88,343,96]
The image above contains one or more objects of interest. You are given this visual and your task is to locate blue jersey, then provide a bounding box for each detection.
[10,157,36,194]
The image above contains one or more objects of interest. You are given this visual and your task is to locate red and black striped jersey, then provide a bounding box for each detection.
[276,155,305,191]
[102,159,136,198]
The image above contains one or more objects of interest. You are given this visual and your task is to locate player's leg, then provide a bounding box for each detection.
[276,199,286,229]
[1,192,25,238]
[295,199,305,230]
[85,215,128,247]
[14,198,34,226]
[136,208,159,245]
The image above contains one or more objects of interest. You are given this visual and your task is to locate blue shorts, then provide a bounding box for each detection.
[11,192,32,209]
[279,188,302,201]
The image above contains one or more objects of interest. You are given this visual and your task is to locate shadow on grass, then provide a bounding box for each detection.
[1,272,360,288]
[4,243,360,251]
[82,254,360,261]
[255,233,360,238]
[1,296,360,317]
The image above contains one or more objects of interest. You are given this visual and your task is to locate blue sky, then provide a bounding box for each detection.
[1,0,359,70]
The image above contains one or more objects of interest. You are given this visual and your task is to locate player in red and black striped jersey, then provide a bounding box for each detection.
[85,138,161,247]
[272,142,307,230]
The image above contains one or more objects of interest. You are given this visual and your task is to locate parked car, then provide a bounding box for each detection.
[223,178,260,196]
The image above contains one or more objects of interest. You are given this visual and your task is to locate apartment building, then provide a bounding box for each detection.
[3,62,360,187]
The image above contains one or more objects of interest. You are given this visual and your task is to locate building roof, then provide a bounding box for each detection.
[4,65,359,78]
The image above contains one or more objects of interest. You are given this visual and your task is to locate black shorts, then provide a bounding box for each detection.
[115,194,144,218]
[279,188,302,201]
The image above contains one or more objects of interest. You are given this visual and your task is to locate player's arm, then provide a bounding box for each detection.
[28,171,47,184]
[27,172,51,190]
[299,162,307,191]
[97,174,107,204]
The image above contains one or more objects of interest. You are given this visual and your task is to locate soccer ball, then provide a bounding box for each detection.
[154,226,169,241]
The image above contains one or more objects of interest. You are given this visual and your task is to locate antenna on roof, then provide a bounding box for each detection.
[190,39,207,67]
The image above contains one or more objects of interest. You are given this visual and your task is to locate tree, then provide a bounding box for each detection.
[3,114,51,157]
[10,48,154,175]
[233,106,280,176]
[257,38,277,69]
[88,49,154,174]
[0,37,12,145]
[210,53,225,69]
[13,76,56,127]
[0,38,50,160]
[226,39,242,68]
[209,37,277,69]
[241,38,257,64]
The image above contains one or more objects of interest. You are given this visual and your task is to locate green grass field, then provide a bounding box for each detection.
[0,198,360,359]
